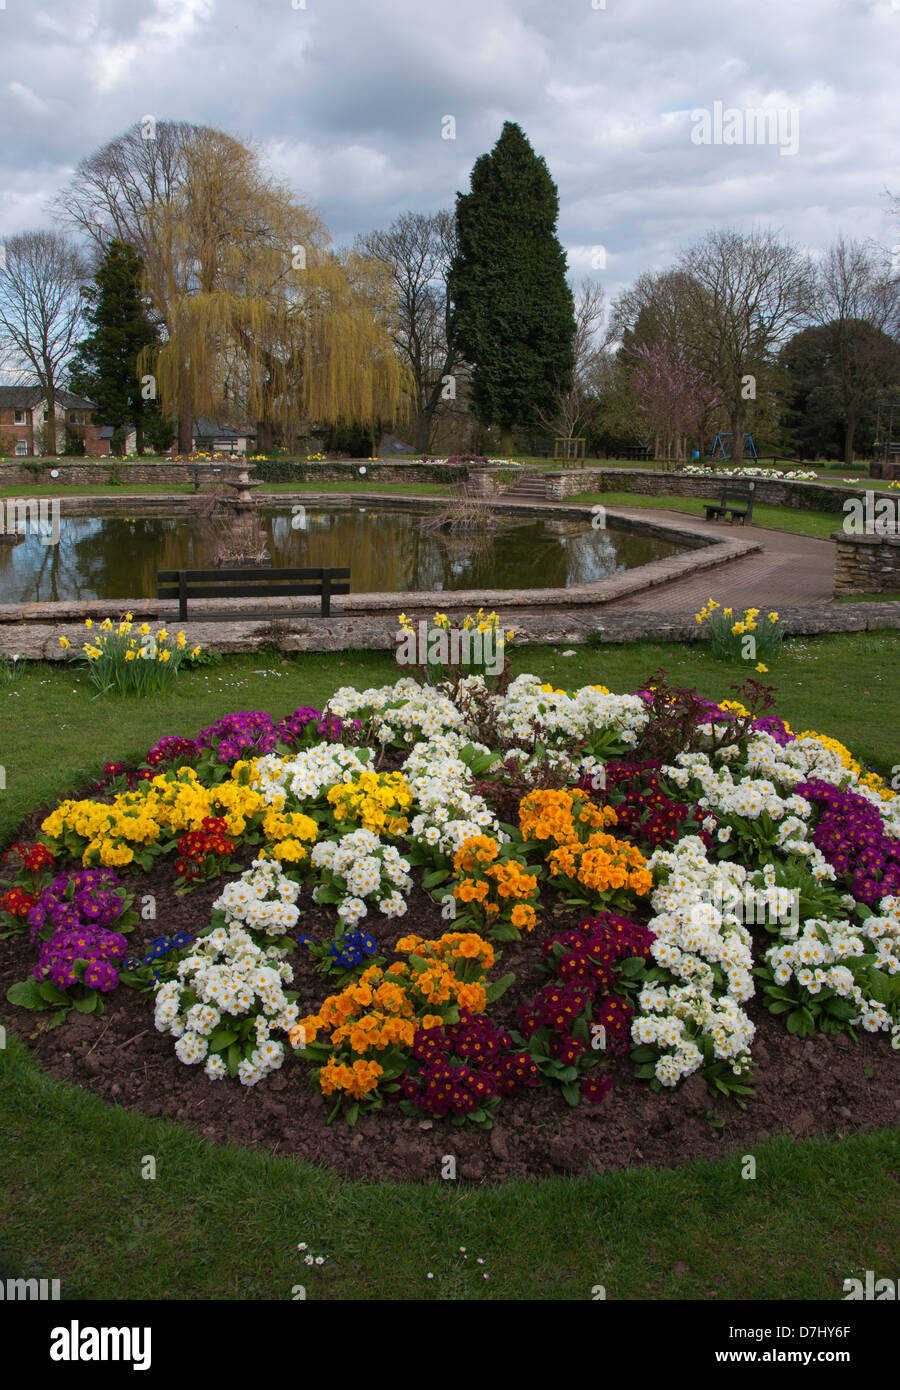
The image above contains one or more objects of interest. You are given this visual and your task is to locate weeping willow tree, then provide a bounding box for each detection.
[138,128,409,453]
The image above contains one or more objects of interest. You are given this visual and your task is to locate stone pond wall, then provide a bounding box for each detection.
[0,460,466,489]
[832,531,900,595]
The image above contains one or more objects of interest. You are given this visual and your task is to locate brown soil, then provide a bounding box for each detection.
[2,840,899,1185]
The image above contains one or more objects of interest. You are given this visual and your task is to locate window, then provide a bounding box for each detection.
[13,409,26,425]
[15,441,28,456]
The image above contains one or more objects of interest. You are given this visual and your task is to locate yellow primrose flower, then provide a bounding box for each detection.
[59,635,70,649]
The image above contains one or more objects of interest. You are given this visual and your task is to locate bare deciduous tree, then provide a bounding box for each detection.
[0,230,88,455]
[678,228,814,461]
[355,211,462,451]
[537,277,607,442]
[812,236,900,462]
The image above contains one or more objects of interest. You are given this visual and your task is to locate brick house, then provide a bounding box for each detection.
[0,386,110,457]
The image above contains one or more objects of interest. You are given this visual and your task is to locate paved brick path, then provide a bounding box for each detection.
[602,507,836,611]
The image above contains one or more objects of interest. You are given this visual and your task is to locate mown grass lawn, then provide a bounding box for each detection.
[1,636,899,1301]
[567,490,845,540]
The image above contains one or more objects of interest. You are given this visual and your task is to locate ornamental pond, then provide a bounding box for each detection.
[0,504,685,604]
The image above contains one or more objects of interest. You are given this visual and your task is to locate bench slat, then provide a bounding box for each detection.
[158,584,350,600]
[157,567,350,581]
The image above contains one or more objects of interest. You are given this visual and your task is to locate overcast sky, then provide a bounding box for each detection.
[1,0,898,306]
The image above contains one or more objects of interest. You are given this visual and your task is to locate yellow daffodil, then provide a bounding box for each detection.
[732,622,746,635]
[124,612,133,621]
[768,611,779,623]
[159,650,171,662]
[139,623,150,636]
[755,663,768,673]
[84,618,93,629]
[191,647,201,658]
[707,599,720,609]
[176,632,186,648]
[695,613,703,624]
[723,607,733,618]
[101,618,113,631]
[59,635,70,649]
[157,629,168,641]
[124,650,136,662]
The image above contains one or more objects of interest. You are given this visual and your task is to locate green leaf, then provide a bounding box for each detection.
[421,868,450,889]
[484,971,516,1002]
[226,1043,241,1078]
[37,981,68,1004]
[73,993,98,1013]
[7,978,49,1010]
[208,1028,239,1052]
[561,1082,581,1107]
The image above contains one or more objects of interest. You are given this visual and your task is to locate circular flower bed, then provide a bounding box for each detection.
[2,670,899,1173]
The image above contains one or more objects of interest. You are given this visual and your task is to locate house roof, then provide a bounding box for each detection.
[0,386,98,411]
[193,417,255,439]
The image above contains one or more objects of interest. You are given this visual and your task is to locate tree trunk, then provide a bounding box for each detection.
[135,420,144,456]
[45,387,58,457]
[256,419,274,456]
[844,411,857,466]
[731,409,745,463]
[499,424,514,455]
[178,416,193,455]
[414,412,431,453]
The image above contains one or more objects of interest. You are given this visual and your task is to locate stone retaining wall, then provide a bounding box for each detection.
[832,531,900,595]
[541,468,873,513]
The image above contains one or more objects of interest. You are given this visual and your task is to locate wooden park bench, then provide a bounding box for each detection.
[158,566,351,620]
[704,481,755,525]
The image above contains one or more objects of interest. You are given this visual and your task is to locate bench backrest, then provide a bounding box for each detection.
[158,566,350,616]
[720,482,755,503]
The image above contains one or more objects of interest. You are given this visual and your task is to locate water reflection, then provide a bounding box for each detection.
[0,507,684,602]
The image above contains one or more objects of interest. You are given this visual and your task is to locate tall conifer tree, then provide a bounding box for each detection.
[448,122,576,453]
[69,240,161,454]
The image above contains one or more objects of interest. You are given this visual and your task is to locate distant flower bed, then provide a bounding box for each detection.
[3,668,898,1131]
[682,465,818,482]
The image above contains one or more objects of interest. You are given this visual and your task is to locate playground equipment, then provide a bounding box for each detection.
[709,433,759,461]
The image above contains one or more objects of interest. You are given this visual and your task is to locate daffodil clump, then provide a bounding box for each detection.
[60,616,199,695]
[694,600,783,667]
